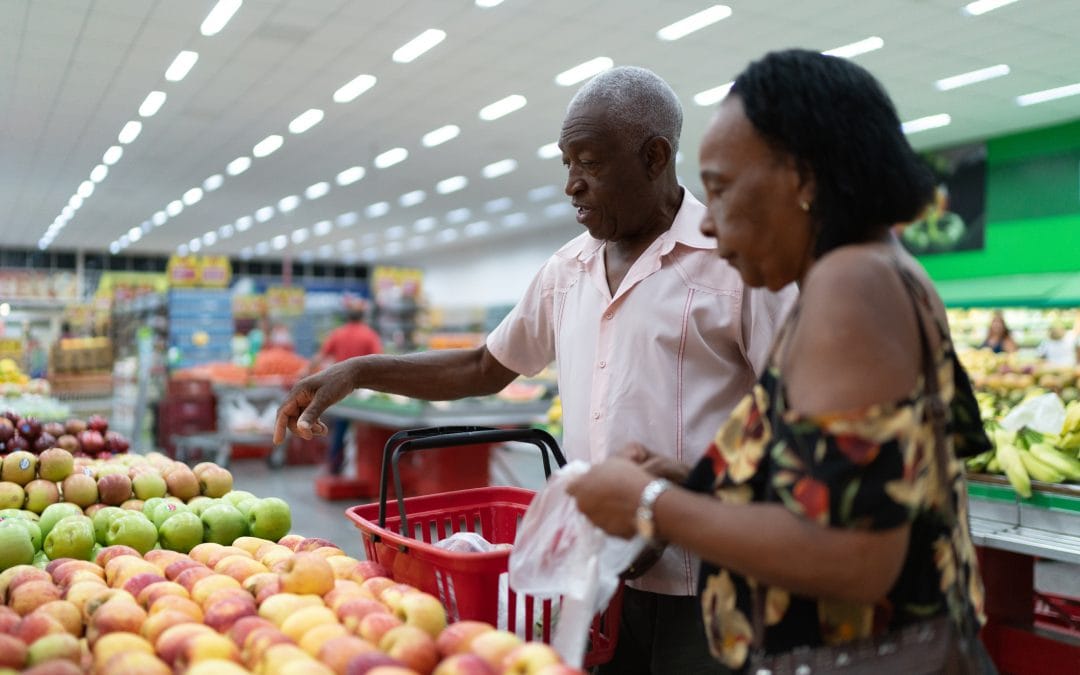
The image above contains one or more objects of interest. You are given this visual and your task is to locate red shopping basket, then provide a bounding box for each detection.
[345,426,621,667]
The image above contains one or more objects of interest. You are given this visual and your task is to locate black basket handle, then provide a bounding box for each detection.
[376,426,566,540]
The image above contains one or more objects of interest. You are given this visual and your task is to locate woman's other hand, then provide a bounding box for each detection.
[617,443,690,483]
[567,457,653,538]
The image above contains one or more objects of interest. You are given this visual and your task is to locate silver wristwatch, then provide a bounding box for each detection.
[635,478,674,543]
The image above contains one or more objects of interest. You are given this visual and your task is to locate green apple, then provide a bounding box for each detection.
[247,498,292,542]
[0,482,24,510]
[38,503,83,541]
[222,490,256,507]
[0,508,36,521]
[158,511,203,553]
[91,506,126,545]
[0,521,35,571]
[132,472,167,501]
[43,515,95,561]
[200,503,247,546]
[106,513,158,555]
[142,496,167,518]
[150,501,189,529]
[234,497,258,519]
[3,518,42,552]
[32,550,49,569]
[187,497,218,517]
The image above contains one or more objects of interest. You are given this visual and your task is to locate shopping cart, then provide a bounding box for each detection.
[345,426,622,667]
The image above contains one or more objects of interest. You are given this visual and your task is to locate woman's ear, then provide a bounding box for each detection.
[795,159,816,213]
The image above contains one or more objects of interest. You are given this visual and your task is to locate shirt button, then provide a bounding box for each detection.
[604,312,613,320]
[592,412,601,420]
[598,360,607,368]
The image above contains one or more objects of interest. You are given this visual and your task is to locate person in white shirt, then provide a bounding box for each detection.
[1037,324,1079,367]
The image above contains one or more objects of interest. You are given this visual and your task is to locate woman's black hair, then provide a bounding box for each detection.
[730,49,935,257]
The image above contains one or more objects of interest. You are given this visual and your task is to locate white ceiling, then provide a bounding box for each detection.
[3,0,1079,266]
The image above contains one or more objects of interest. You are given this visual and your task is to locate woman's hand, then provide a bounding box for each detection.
[566,458,653,539]
[274,360,358,442]
[618,443,691,483]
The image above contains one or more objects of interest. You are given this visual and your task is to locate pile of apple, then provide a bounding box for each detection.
[1,448,293,570]
[0,413,129,458]
[0,535,583,675]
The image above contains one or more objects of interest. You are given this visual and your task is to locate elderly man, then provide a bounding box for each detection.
[276,66,795,674]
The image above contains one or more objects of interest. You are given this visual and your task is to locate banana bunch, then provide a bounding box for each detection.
[1058,400,1080,450]
[967,424,1080,497]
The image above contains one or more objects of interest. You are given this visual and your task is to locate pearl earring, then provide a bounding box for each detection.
[799,200,810,212]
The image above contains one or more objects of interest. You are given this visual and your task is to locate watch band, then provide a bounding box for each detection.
[635,478,673,543]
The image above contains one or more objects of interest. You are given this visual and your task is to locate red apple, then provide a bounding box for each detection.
[344,652,407,675]
[469,630,524,671]
[357,611,403,644]
[95,544,141,568]
[433,653,497,675]
[436,620,495,657]
[87,415,109,434]
[28,599,82,636]
[317,634,378,674]
[501,643,562,675]
[9,579,63,616]
[96,474,132,506]
[0,632,27,668]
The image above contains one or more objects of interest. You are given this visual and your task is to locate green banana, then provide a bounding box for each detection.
[1064,401,1080,435]
[1018,450,1066,484]
[1030,443,1080,481]
[965,449,994,473]
[986,456,1002,474]
[995,439,1031,498]
[1059,431,1080,451]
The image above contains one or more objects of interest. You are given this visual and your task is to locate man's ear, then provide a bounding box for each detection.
[642,136,674,180]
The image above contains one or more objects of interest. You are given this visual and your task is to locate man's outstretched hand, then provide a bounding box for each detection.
[274,361,357,443]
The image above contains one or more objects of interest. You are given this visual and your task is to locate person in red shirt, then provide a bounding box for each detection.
[316,299,382,474]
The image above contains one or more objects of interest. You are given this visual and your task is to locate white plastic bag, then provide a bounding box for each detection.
[509,461,645,666]
[1001,392,1066,434]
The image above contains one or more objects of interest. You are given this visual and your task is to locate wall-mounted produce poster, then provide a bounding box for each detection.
[898,142,987,255]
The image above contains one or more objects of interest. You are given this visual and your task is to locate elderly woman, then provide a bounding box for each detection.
[569,49,993,672]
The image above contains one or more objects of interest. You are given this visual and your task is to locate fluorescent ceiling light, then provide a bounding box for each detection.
[1016,82,1080,106]
[291,228,309,244]
[202,231,217,246]
[254,206,275,222]
[189,238,201,252]
[61,206,74,218]
[182,187,203,206]
[254,242,269,255]
[226,156,251,175]
[374,147,408,169]
[502,212,528,227]
[152,211,167,226]
[465,221,491,237]
[102,146,123,165]
[203,174,224,191]
[333,74,377,103]
[392,29,446,64]
[165,50,199,82]
[140,220,152,233]
[77,180,94,198]
[110,242,121,254]
[68,195,83,210]
[252,134,283,158]
[336,166,365,186]
[657,4,732,41]
[414,217,437,232]
[336,211,359,228]
[447,207,472,224]
[385,226,407,239]
[305,181,330,200]
[935,64,1010,91]
[118,120,142,144]
[555,56,614,86]
[537,142,561,159]
[236,215,254,231]
[271,235,287,250]
[313,220,333,236]
[479,94,527,121]
[288,108,324,134]
[278,195,301,212]
[119,235,130,246]
[139,91,167,117]
[177,244,189,256]
[201,0,243,36]
[485,197,513,213]
[437,228,459,243]
[399,190,426,207]
[422,124,460,147]
[219,224,235,238]
[694,81,734,106]
[823,36,884,59]
[436,175,468,194]
[166,200,183,217]
[482,158,517,178]
[366,201,391,218]
[528,184,559,201]
[963,0,1019,16]
[902,113,952,134]
[476,0,504,7]
[128,227,143,242]
[240,247,253,259]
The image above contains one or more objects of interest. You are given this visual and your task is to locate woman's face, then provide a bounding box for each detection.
[698,97,815,291]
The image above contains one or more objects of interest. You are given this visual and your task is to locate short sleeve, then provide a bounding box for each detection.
[485,258,558,377]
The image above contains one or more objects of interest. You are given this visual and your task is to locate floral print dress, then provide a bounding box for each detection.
[685,271,986,671]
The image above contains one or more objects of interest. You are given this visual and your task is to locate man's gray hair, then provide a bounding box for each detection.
[567,66,683,153]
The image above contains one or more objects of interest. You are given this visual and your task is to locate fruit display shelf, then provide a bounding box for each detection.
[967,474,1080,563]
[331,393,552,428]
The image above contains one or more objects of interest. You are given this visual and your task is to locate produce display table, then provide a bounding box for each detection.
[966,475,1080,673]
[315,395,551,500]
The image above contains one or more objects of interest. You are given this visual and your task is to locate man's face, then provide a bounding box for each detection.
[558,102,655,242]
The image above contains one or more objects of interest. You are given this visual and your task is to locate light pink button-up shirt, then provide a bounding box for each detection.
[487,190,796,595]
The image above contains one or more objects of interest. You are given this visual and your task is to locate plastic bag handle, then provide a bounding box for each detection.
[376,426,566,541]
